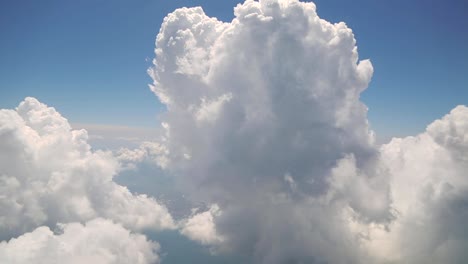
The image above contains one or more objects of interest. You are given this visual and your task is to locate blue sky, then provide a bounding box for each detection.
[1,0,467,140]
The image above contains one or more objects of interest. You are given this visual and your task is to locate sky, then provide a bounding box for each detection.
[1,1,468,264]
[1,0,467,140]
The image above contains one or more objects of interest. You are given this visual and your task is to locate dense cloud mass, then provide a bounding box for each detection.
[150,0,391,263]
[146,0,468,263]
[0,218,160,264]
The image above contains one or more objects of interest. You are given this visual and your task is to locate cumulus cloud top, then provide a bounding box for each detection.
[0,97,174,240]
[0,218,160,264]
[427,105,468,160]
[374,106,468,263]
[150,0,377,198]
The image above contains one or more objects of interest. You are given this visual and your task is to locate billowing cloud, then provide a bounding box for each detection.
[0,218,160,264]
[116,141,170,170]
[0,97,174,241]
[370,106,468,263]
[180,204,224,246]
[149,0,393,263]
[147,0,468,263]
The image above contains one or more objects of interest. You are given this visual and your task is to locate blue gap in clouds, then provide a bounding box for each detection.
[115,161,249,264]
[147,230,247,264]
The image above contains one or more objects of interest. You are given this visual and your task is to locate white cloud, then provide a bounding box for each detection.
[116,141,169,170]
[180,204,224,246]
[149,0,391,262]
[0,218,160,264]
[369,106,468,263]
[0,97,174,241]
[147,0,468,263]
[427,105,468,161]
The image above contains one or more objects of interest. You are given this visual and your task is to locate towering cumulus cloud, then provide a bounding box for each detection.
[148,0,468,263]
[150,0,393,263]
[0,98,174,263]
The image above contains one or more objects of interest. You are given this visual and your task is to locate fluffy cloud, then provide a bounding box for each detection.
[371,106,468,263]
[0,97,174,241]
[0,218,160,264]
[116,141,169,170]
[180,204,224,246]
[148,0,468,263]
[149,0,393,263]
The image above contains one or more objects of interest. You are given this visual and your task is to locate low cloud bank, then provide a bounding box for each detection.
[0,98,174,263]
